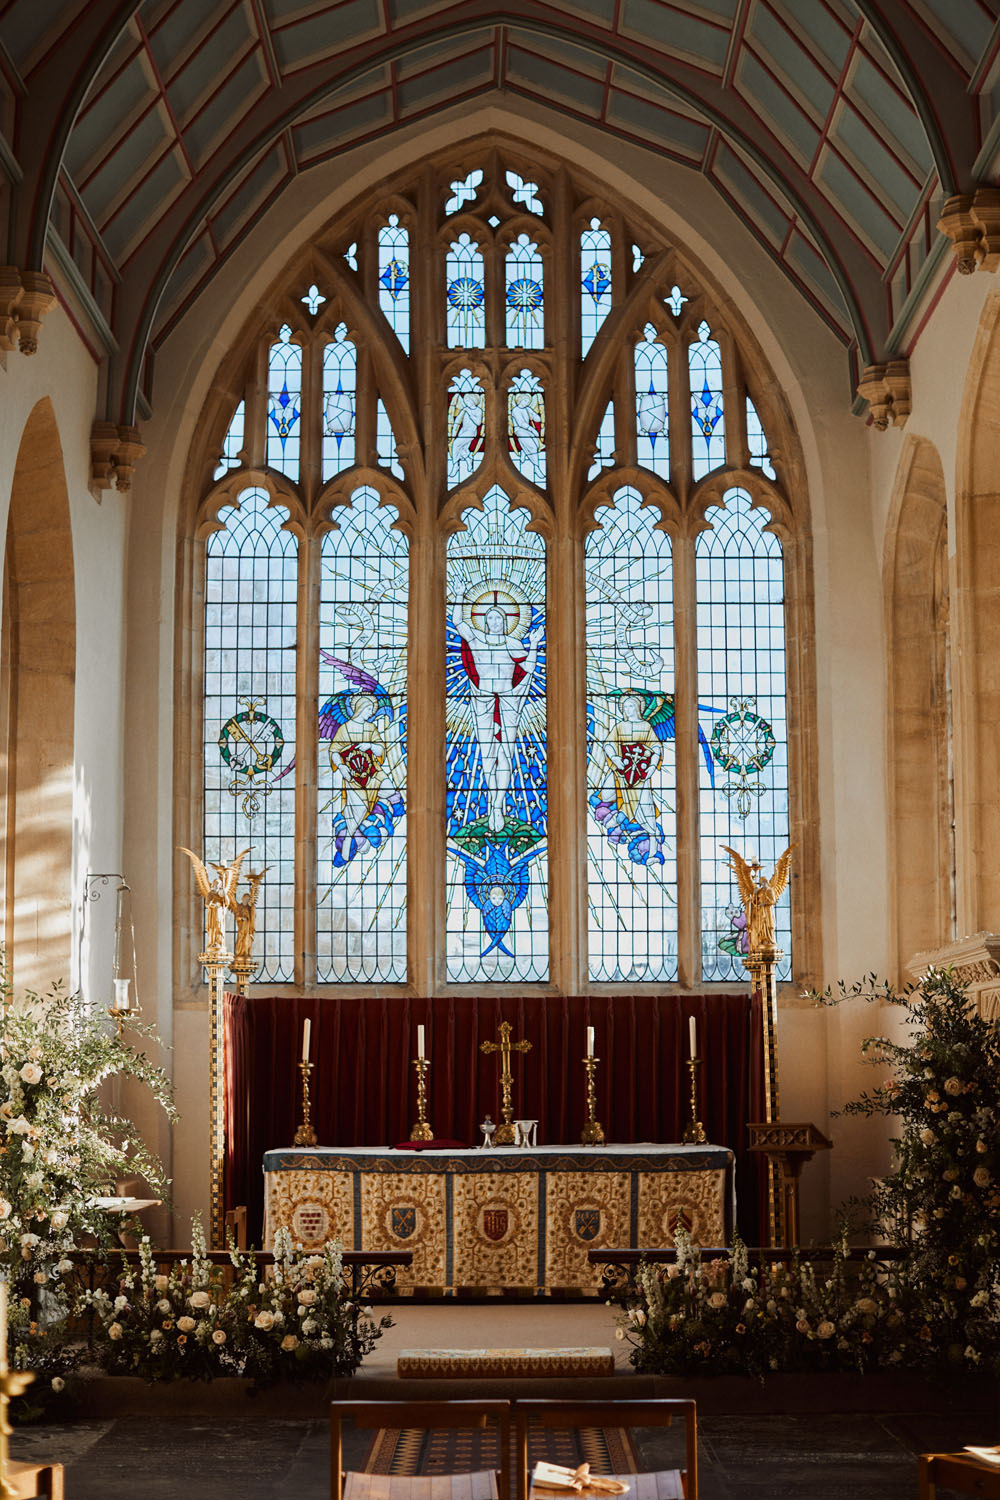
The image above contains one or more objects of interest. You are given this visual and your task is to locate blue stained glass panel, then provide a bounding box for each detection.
[214,400,244,479]
[505,234,544,348]
[508,370,546,488]
[581,218,612,359]
[696,487,789,981]
[266,324,301,480]
[446,235,486,348]
[317,486,408,983]
[447,370,486,488]
[322,324,356,480]
[445,485,548,983]
[635,324,669,480]
[747,396,776,479]
[585,487,677,982]
[690,320,726,480]
[588,400,616,480]
[376,399,404,480]
[378,215,410,353]
[204,487,297,983]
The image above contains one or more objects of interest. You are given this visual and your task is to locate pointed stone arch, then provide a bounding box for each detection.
[1,397,76,992]
[884,435,952,980]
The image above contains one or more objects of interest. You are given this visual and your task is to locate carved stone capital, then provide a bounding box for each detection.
[857,359,910,430]
[908,932,1000,1021]
[938,188,1000,274]
[0,266,23,353]
[91,420,146,493]
[15,272,57,354]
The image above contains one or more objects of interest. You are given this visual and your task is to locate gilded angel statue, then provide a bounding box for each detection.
[178,846,250,961]
[231,866,270,965]
[722,844,794,956]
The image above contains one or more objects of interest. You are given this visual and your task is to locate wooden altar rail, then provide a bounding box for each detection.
[588,1245,907,1296]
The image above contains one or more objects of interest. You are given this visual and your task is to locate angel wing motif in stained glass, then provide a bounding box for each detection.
[447,370,486,488]
[635,325,669,480]
[508,370,546,488]
[267,324,302,479]
[690,320,726,479]
[446,234,486,348]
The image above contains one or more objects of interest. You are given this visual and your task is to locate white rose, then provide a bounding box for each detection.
[150,1329,162,1343]
[944,1076,962,1096]
[108,1322,123,1340]
[154,1276,169,1292]
[20,1233,39,1247]
[19,1062,43,1085]
[708,1292,726,1309]
[21,1142,34,1160]
[33,1271,48,1285]
[157,1299,171,1314]
[51,1376,65,1393]
[920,1128,936,1146]
[50,1211,68,1230]
[212,1329,226,1345]
[301,1318,318,1334]
[281,1334,299,1351]
[177,1316,196,1333]
[817,1320,836,1339]
[114,1295,128,1311]
[0,1199,11,1220]
[297,1288,317,1305]
[25,1171,43,1189]
[254,1311,274,1330]
[56,1259,73,1274]
[189,1290,211,1309]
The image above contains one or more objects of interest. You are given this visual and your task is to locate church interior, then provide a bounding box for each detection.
[3,0,1000,1495]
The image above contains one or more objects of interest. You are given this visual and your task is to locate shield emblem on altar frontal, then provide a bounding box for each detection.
[391,1206,417,1239]
[291,1202,329,1244]
[482,1208,509,1242]
[575,1208,601,1242]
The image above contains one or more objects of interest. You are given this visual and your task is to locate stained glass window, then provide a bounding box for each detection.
[204,486,297,983]
[344,243,358,271]
[589,401,616,481]
[447,370,486,488]
[317,486,408,983]
[301,283,326,315]
[508,370,546,488]
[446,234,485,348]
[690,320,725,480]
[747,396,776,479]
[632,244,644,271]
[266,325,301,479]
[446,485,548,984]
[378,215,410,353]
[665,284,688,317]
[581,218,612,359]
[376,399,404,480]
[214,400,244,479]
[505,234,544,348]
[322,324,356,479]
[506,171,543,215]
[696,487,789,981]
[635,325,669,480]
[585,486,677,981]
[446,169,483,214]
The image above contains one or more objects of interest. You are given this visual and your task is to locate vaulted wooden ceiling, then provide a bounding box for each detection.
[1,0,997,423]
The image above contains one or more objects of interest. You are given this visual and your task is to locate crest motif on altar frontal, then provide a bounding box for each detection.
[480,1206,510,1242]
[574,1207,602,1242]
[390,1205,418,1239]
[291,1201,330,1245]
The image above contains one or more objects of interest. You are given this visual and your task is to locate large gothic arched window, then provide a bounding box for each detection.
[186,149,805,994]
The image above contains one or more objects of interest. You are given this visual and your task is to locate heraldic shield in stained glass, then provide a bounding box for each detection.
[317,486,408,984]
[446,486,548,983]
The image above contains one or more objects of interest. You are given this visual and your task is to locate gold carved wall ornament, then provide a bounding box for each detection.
[856,360,911,430]
[90,420,147,492]
[0,267,57,355]
[937,188,1000,275]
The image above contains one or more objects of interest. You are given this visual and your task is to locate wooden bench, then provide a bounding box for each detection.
[514,1398,697,1500]
[331,1399,512,1500]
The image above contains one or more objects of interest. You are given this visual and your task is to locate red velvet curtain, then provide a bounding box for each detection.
[224,991,765,1247]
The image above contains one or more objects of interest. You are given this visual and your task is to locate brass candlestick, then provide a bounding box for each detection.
[580,1055,606,1145]
[682,1057,708,1144]
[410,1057,434,1141]
[294,1060,317,1146]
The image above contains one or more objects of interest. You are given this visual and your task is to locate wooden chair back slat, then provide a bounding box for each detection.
[331,1398,513,1500]
[512,1398,697,1500]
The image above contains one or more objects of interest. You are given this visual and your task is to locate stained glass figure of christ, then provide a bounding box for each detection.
[446,486,548,984]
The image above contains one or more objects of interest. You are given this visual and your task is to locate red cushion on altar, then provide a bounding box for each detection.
[391,1139,468,1151]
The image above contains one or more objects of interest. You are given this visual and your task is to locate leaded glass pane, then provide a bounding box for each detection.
[317,486,408,983]
[585,486,677,982]
[690,320,725,480]
[446,169,483,214]
[446,234,485,348]
[696,487,789,981]
[588,400,616,481]
[447,370,486,488]
[322,324,356,480]
[301,284,326,315]
[665,284,688,317]
[376,400,403,479]
[505,234,544,348]
[214,400,244,479]
[266,325,301,479]
[747,396,776,479]
[508,370,546,488]
[635,324,669,480]
[344,243,358,271]
[204,486,297,983]
[632,244,644,271]
[506,171,543,215]
[581,218,612,359]
[446,485,548,983]
[378,215,410,353]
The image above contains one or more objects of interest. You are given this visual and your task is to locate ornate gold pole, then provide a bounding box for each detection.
[294,1061,318,1146]
[205,952,230,1249]
[580,1055,605,1145]
[0,1279,34,1499]
[480,1021,532,1144]
[682,1057,708,1144]
[410,1057,433,1141]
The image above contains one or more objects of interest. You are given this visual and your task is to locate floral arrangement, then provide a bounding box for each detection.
[0,972,176,1281]
[621,966,1000,1377]
[84,1223,392,1386]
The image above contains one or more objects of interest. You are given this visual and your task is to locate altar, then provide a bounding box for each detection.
[263,1142,734,1293]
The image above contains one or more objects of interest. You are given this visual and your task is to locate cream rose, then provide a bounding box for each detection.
[975,1166,992,1187]
[177,1316,196,1333]
[50,1210,68,1230]
[189,1290,211,1309]
[108,1322,123,1341]
[708,1292,726,1309]
[817,1320,835,1339]
[253,1311,275,1330]
[18,1062,43,1085]
[154,1275,169,1292]
[0,1199,11,1220]
[212,1329,227,1344]
[297,1288,317,1306]
[281,1334,299,1351]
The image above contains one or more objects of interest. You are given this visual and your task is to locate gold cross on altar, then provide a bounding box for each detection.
[480,1021,531,1145]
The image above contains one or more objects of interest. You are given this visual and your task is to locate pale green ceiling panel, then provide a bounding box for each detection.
[748,3,836,118]
[607,87,711,157]
[507,46,606,115]
[830,101,922,221]
[620,0,730,70]
[735,51,821,164]
[817,146,901,259]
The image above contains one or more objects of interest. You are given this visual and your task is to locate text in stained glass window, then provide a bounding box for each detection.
[267,325,302,479]
[378,215,410,353]
[585,486,677,981]
[445,168,483,215]
[447,370,486,488]
[635,324,669,480]
[317,486,408,983]
[204,487,297,983]
[322,323,356,480]
[445,485,548,983]
[214,400,245,479]
[690,320,726,480]
[505,234,544,348]
[696,487,789,981]
[508,370,546,488]
[446,234,486,348]
[581,218,612,359]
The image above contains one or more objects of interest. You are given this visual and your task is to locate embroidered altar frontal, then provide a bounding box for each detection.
[263,1143,734,1293]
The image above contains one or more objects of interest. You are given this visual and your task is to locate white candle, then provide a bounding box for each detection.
[587,1025,594,1058]
[689,1015,697,1059]
[113,978,132,1013]
[417,1024,425,1060]
[301,1017,311,1062]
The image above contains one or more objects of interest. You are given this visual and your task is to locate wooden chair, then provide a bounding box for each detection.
[918,1451,1000,1497]
[331,1399,512,1500]
[513,1399,698,1500]
[3,1459,65,1498]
